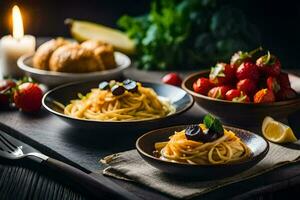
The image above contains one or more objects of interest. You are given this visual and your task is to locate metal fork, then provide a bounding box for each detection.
[0,131,141,200]
[0,133,48,160]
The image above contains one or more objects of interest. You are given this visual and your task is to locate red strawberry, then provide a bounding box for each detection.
[162,73,182,87]
[256,51,281,77]
[277,72,291,88]
[225,89,250,102]
[236,62,260,81]
[253,88,275,103]
[0,80,16,92]
[276,88,297,101]
[208,86,231,100]
[13,83,43,112]
[209,63,236,85]
[266,76,281,93]
[193,78,214,95]
[231,47,263,68]
[236,79,257,96]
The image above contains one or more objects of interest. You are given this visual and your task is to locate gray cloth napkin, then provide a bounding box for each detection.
[101,143,300,199]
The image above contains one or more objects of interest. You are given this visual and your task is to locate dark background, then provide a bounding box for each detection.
[0,0,299,68]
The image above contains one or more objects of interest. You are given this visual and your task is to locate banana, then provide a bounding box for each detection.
[65,19,135,54]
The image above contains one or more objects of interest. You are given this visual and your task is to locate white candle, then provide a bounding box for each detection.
[0,6,36,78]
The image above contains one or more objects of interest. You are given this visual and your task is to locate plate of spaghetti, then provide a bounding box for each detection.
[42,79,193,128]
[136,114,269,178]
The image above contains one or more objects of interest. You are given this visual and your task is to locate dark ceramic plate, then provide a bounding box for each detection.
[42,80,194,128]
[182,71,300,127]
[136,125,269,179]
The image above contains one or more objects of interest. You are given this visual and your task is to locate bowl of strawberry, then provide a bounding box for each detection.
[182,48,300,127]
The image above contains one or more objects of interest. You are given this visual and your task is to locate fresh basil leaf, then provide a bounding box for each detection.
[203,114,215,129]
[203,114,224,134]
[212,117,224,134]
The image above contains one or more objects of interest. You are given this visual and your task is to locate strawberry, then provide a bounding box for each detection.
[276,88,297,101]
[266,76,281,93]
[277,72,291,88]
[193,78,214,95]
[0,80,16,92]
[162,73,182,87]
[236,79,257,96]
[236,61,260,81]
[209,63,236,85]
[208,86,231,100]
[225,89,250,102]
[13,83,43,112]
[231,47,263,68]
[253,88,275,103]
[0,79,16,109]
[256,51,281,77]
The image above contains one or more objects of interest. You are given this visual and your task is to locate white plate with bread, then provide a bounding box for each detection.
[17,38,131,87]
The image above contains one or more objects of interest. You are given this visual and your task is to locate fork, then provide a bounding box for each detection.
[0,132,141,200]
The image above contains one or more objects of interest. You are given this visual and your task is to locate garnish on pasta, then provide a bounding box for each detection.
[154,114,251,165]
[64,79,175,121]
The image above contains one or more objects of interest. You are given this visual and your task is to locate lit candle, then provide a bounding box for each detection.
[0,5,36,78]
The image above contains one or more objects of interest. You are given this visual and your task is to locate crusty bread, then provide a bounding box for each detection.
[33,38,70,70]
[81,40,116,70]
[49,43,104,73]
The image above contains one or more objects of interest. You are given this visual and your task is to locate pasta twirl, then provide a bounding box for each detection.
[154,125,251,165]
[64,83,175,121]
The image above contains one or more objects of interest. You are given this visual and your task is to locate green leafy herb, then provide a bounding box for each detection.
[203,114,224,134]
[118,0,260,70]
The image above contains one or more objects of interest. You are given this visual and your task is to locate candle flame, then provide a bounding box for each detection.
[12,5,24,39]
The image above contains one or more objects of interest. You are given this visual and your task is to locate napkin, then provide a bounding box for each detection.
[101,143,300,199]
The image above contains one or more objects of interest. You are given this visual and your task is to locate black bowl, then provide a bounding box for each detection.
[42,80,194,129]
[136,125,269,179]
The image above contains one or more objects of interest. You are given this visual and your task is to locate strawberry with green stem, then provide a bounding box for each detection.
[193,78,214,95]
[209,63,235,86]
[231,47,263,68]
[225,89,250,102]
[14,82,43,112]
[256,51,281,77]
[208,86,231,100]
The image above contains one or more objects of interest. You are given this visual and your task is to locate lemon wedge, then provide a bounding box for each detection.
[66,19,136,54]
[262,116,297,143]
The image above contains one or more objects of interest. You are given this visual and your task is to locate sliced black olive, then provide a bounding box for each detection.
[98,81,110,90]
[185,125,203,141]
[111,84,125,96]
[123,79,138,92]
[185,125,224,142]
[199,129,224,142]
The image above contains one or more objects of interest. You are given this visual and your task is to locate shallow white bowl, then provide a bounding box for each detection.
[17,52,131,87]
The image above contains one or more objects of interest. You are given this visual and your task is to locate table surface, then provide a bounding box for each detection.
[1,53,300,199]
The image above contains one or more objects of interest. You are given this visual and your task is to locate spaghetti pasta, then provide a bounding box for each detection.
[154,124,251,165]
[64,82,175,121]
